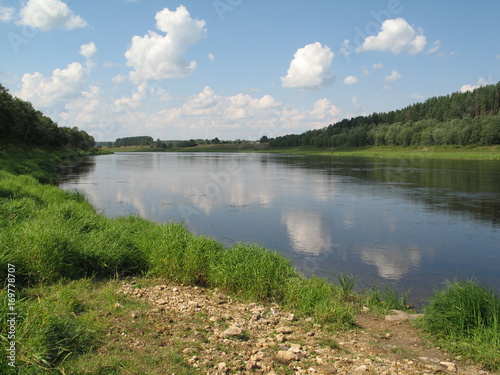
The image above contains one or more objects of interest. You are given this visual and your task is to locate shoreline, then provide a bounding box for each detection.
[99,144,500,160]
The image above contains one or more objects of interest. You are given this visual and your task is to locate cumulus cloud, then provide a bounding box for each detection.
[57,83,343,142]
[385,70,401,82]
[281,42,335,90]
[343,75,358,85]
[114,84,148,110]
[125,5,207,84]
[17,62,86,107]
[0,6,14,22]
[357,18,426,54]
[460,78,489,93]
[145,87,341,140]
[18,0,87,31]
[79,42,97,70]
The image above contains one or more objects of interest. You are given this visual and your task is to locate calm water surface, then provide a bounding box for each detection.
[59,152,500,307]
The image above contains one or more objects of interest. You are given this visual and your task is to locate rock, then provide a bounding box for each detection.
[130,311,140,319]
[286,313,297,321]
[385,310,423,321]
[440,361,457,372]
[156,298,167,305]
[217,362,228,373]
[275,350,299,363]
[355,364,368,372]
[276,326,293,334]
[114,303,124,309]
[221,325,242,338]
[245,360,258,371]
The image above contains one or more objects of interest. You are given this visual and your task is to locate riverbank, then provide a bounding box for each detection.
[101,144,500,159]
[1,147,499,373]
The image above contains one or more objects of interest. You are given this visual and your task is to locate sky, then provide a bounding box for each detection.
[0,0,499,142]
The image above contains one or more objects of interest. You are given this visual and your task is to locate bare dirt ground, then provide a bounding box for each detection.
[105,281,494,375]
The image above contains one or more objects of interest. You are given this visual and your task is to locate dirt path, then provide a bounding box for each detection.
[112,281,493,375]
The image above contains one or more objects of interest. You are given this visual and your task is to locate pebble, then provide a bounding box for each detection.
[118,282,490,375]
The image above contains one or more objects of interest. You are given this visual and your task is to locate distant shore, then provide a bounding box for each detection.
[99,144,500,159]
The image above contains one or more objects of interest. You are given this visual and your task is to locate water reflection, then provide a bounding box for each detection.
[281,210,333,255]
[58,152,500,305]
[358,244,422,280]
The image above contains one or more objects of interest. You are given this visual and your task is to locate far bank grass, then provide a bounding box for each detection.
[102,144,500,159]
[264,145,500,159]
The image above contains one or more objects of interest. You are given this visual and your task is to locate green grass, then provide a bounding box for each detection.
[419,280,500,370]
[264,145,500,159]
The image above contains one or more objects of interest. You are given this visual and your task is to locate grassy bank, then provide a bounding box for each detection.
[102,144,500,159]
[0,142,109,184]
[263,145,500,159]
[1,148,499,372]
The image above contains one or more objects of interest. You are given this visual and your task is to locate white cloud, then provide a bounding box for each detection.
[427,40,441,54]
[343,75,358,85]
[57,84,343,141]
[385,70,401,82]
[352,96,360,108]
[460,78,489,93]
[114,84,147,110]
[208,53,215,63]
[79,42,97,70]
[125,5,207,84]
[357,18,427,54]
[18,0,87,31]
[372,62,384,70]
[339,39,351,56]
[281,42,335,90]
[112,74,127,84]
[17,62,86,107]
[0,6,14,22]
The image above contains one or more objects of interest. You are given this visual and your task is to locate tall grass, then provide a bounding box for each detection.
[0,280,100,373]
[420,280,500,370]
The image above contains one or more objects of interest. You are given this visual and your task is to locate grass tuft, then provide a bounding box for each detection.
[419,279,500,370]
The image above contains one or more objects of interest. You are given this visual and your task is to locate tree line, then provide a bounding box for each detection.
[270,82,500,148]
[0,83,95,150]
[114,136,154,147]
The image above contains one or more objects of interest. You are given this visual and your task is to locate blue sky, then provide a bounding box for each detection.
[1,0,499,142]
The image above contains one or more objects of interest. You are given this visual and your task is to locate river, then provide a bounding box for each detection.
[58,152,500,308]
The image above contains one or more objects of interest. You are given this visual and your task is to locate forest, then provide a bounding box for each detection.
[0,84,95,150]
[270,83,500,148]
